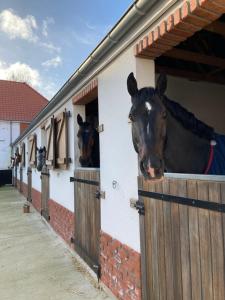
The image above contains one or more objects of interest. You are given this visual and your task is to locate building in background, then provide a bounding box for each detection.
[0,80,47,184]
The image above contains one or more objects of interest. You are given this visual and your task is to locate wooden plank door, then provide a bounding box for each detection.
[41,166,50,221]
[138,177,225,300]
[19,168,23,193]
[73,169,101,275]
[27,167,32,202]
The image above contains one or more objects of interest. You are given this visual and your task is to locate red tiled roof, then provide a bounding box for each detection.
[0,80,48,122]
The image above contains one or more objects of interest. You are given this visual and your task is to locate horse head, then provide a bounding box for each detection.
[127,73,167,180]
[37,147,46,172]
[14,150,21,166]
[77,114,99,167]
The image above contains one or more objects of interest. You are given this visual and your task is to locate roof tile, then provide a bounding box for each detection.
[0,80,48,122]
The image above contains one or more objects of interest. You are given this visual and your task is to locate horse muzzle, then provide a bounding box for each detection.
[140,159,164,180]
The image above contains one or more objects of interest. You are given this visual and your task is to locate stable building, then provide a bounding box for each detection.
[12,1,225,299]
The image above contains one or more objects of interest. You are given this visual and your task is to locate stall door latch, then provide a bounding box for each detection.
[95,190,105,199]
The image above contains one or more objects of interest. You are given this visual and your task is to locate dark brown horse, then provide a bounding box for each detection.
[12,149,21,167]
[127,73,225,179]
[77,114,100,168]
[36,147,46,172]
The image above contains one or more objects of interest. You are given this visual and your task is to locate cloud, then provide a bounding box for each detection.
[42,56,62,68]
[0,9,38,42]
[0,60,41,87]
[42,17,54,37]
[0,59,59,99]
[72,21,112,46]
[72,31,98,46]
[40,41,61,53]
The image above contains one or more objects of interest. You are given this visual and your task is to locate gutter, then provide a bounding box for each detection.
[12,0,180,147]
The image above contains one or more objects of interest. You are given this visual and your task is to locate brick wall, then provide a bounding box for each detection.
[32,187,41,212]
[49,199,74,246]
[100,231,141,300]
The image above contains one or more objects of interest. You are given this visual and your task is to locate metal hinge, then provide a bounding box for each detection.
[97,124,104,133]
[93,264,101,281]
[95,190,105,199]
[70,177,75,182]
[130,199,145,215]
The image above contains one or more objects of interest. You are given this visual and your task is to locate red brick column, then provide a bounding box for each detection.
[100,231,141,300]
[31,188,41,212]
[49,199,74,246]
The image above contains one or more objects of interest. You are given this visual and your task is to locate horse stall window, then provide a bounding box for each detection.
[76,97,100,169]
[134,14,225,178]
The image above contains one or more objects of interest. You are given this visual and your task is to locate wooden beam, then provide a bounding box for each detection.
[205,20,225,37]
[163,48,225,68]
[155,65,225,85]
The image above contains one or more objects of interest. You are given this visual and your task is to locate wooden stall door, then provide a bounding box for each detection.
[73,169,101,275]
[138,177,225,300]
[41,166,50,221]
[27,167,32,202]
[19,168,23,193]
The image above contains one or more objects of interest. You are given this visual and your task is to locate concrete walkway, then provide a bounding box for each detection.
[0,187,112,300]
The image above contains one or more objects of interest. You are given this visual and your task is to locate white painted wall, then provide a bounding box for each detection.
[98,47,155,252]
[30,127,42,192]
[0,121,20,170]
[49,100,75,212]
[164,75,225,134]
[22,138,28,184]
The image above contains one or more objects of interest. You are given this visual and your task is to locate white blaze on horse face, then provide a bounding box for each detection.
[145,102,152,135]
[145,102,152,112]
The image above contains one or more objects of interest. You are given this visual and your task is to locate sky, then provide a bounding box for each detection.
[0,0,133,99]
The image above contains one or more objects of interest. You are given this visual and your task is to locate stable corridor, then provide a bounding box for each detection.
[0,187,112,300]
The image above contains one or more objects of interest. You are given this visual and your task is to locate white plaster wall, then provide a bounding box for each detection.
[22,138,28,184]
[98,47,155,252]
[49,100,75,212]
[0,121,20,170]
[164,76,225,134]
[31,127,42,191]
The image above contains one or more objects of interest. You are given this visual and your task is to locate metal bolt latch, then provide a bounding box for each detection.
[95,190,105,199]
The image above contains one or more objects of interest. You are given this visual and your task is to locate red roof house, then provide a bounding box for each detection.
[0,80,48,127]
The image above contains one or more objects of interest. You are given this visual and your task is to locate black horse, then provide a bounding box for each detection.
[77,114,100,168]
[127,72,225,180]
[37,147,46,172]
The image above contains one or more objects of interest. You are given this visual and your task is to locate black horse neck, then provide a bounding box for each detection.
[91,130,100,168]
[164,111,210,174]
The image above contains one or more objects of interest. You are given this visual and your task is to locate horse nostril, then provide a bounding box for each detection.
[129,113,133,121]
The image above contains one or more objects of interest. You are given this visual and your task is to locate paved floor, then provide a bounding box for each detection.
[0,187,112,300]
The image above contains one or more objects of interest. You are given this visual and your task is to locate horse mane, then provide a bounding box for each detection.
[163,96,215,141]
[141,87,215,140]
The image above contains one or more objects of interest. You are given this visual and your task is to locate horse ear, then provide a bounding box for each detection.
[127,72,138,97]
[156,74,167,96]
[77,114,83,126]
